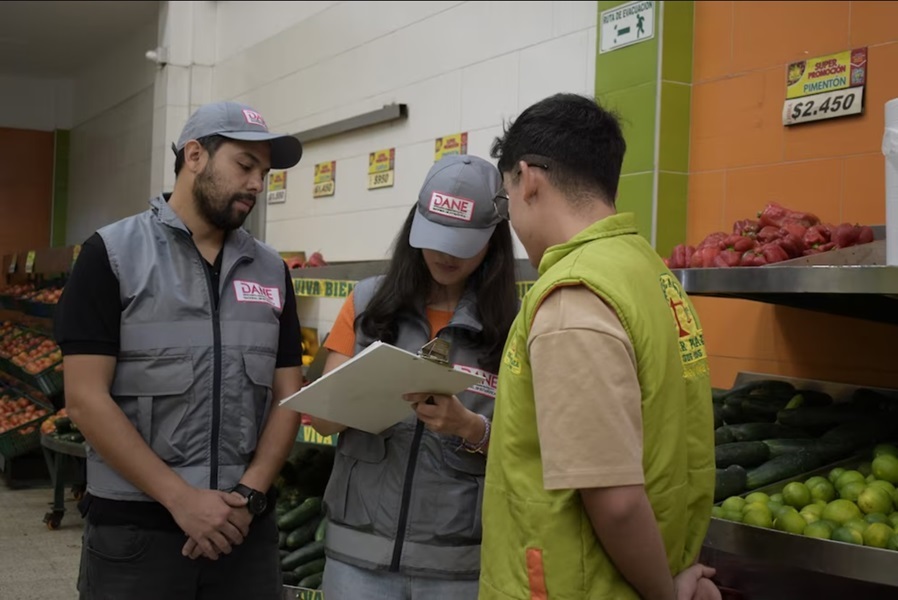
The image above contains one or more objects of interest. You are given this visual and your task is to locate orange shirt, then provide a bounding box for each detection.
[324,291,453,357]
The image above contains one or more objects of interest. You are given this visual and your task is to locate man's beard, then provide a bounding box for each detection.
[193,163,256,232]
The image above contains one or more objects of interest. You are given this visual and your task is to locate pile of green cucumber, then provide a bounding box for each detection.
[713,380,898,501]
[278,495,327,589]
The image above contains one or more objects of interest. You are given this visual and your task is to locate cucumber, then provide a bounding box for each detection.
[715,427,736,446]
[293,558,327,580]
[712,404,724,429]
[721,403,750,425]
[745,451,826,491]
[715,442,770,469]
[286,516,323,549]
[821,419,898,449]
[298,572,324,590]
[278,531,287,548]
[715,465,747,502]
[794,390,833,407]
[279,549,290,560]
[314,517,328,542]
[740,396,791,418]
[54,416,73,434]
[733,379,796,398]
[282,572,298,586]
[712,388,729,405]
[776,405,874,433]
[281,540,326,571]
[725,423,809,443]
[278,496,323,531]
[762,439,823,458]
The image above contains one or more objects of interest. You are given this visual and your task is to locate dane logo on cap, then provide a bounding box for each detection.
[242,109,268,128]
[429,192,474,222]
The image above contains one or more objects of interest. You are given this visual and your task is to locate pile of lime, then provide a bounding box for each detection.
[713,443,898,549]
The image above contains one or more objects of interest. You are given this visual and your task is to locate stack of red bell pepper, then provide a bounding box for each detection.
[664,202,876,269]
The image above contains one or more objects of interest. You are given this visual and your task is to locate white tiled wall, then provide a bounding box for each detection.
[209,1,598,336]
[211,1,598,265]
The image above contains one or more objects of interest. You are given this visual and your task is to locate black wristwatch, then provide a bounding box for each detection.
[231,483,268,516]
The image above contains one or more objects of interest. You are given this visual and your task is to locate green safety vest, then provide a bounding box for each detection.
[480,213,715,599]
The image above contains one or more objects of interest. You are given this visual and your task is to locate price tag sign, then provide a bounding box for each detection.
[368,148,396,190]
[783,87,864,126]
[72,245,82,268]
[24,251,36,274]
[7,253,16,274]
[313,161,336,198]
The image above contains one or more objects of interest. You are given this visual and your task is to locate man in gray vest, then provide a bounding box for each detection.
[54,101,305,599]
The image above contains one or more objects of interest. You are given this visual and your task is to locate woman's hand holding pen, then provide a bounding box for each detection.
[403,393,485,443]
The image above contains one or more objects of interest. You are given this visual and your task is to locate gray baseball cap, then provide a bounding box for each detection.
[409,155,502,259]
[173,101,303,169]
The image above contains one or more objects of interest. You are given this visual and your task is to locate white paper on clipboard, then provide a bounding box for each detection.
[279,341,483,434]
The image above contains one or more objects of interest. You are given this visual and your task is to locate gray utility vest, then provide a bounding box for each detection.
[87,195,287,501]
[324,276,498,580]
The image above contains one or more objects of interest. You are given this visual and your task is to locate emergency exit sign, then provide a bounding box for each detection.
[600,1,655,54]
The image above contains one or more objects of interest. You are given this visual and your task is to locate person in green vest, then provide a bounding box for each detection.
[478,93,719,599]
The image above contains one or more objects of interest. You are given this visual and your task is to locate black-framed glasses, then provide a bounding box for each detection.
[493,192,509,221]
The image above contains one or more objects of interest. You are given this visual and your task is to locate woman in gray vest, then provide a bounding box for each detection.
[310,155,518,599]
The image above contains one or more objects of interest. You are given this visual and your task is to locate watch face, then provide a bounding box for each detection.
[249,491,267,515]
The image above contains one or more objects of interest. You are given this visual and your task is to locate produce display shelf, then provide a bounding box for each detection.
[672,263,898,325]
[704,372,898,594]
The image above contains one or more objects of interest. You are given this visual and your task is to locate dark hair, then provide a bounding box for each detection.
[173,134,227,176]
[490,93,626,206]
[359,205,518,372]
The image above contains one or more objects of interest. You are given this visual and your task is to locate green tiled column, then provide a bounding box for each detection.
[595,1,694,257]
[51,130,70,247]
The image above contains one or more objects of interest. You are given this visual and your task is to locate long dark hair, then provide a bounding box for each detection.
[359,205,517,372]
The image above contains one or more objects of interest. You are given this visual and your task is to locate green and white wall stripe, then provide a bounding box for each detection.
[595,1,694,258]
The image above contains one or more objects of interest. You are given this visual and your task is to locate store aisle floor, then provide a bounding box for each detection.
[0,478,83,600]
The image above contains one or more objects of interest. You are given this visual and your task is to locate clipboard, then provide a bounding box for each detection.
[279,340,483,434]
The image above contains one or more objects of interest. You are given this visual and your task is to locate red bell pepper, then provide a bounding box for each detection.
[760,243,789,265]
[723,235,756,253]
[803,224,830,248]
[732,219,761,237]
[697,232,728,250]
[668,244,696,269]
[775,233,806,258]
[691,246,721,268]
[713,249,743,268]
[758,202,821,229]
[818,242,836,252]
[857,225,875,245]
[757,226,783,243]
[780,222,808,240]
[741,249,768,267]
[831,223,860,248]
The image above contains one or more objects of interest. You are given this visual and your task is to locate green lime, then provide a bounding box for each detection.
[745,492,770,505]
[836,470,866,491]
[872,455,898,485]
[858,486,894,515]
[815,499,828,508]
[809,480,836,503]
[822,499,862,525]
[840,481,866,503]
[858,462,874,477]
[805,476,828,490]
[845,518,869,536]
[767,502,786,517]
[865,512,889,525]
[869,480,896,495]
[801,503,824,518]
[874,444,898,459]
[774,507,807,534]
[804,521,833,539]
[863,523,894,548]
[769,493,784,504]
[742,501,771,516]
[832,526,864,545]
[723,510,743,522]
[721,496,747,513]
[711,506,726,519]
[829,468,846,485]
[743,509,773,529]
[783,482,812,509]
[868,474,878,483]
[888,513,898,529]
[888,534,898,551]
[801,511,820,526]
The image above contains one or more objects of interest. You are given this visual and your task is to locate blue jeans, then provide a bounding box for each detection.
[322,558,479,600]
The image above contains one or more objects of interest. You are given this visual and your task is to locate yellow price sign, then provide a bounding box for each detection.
[25,251,36,274]
[434,132,467,162]
[313,161,336,198]
[7,253,16,275]
[368,171,394,190]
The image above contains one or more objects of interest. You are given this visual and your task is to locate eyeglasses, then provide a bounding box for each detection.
[493,192,509,221]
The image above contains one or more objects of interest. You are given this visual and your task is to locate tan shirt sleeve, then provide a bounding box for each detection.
[529,285,644,491]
